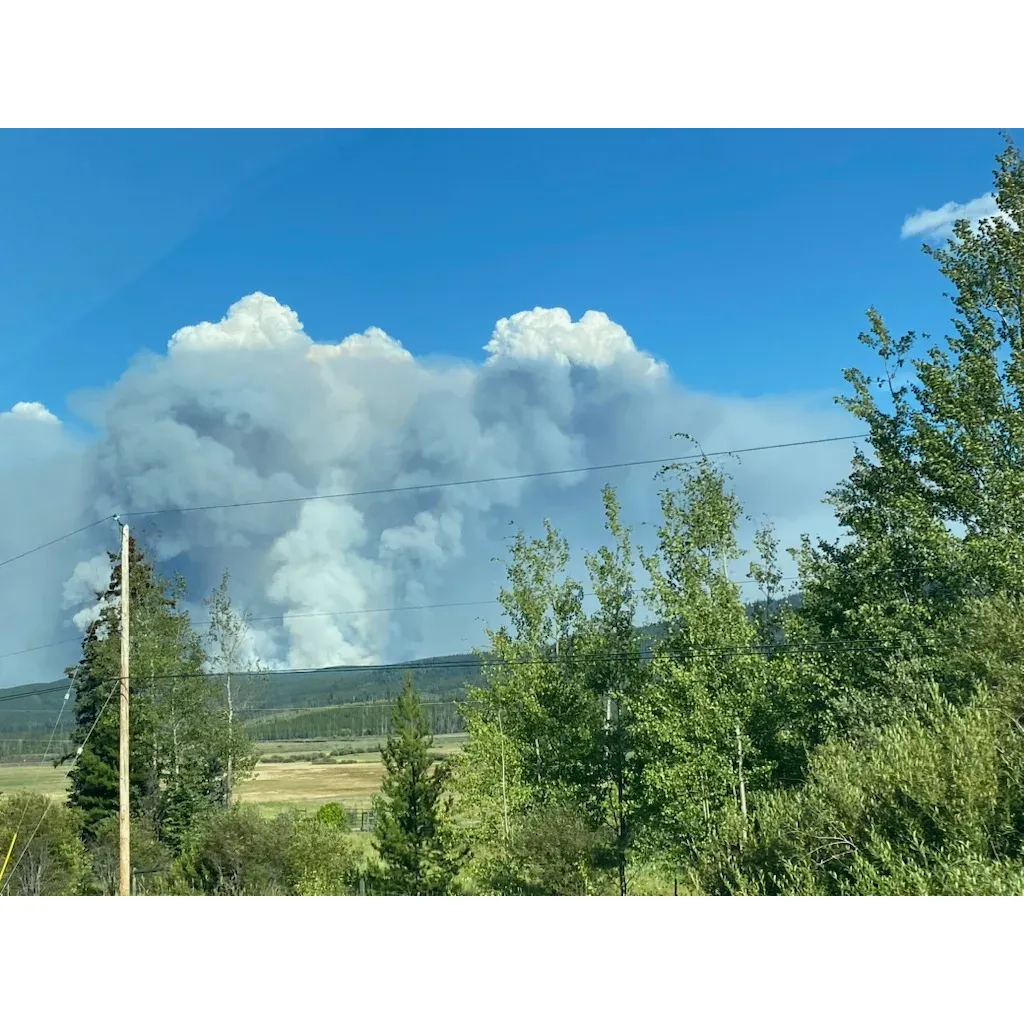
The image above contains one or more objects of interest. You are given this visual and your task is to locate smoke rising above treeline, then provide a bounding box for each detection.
[0,294,857,686]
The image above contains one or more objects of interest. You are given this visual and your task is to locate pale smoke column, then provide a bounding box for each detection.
[0,293,857,681]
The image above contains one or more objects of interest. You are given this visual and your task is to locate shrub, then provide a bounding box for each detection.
[170,804,356,895]
[289,815,354,895]
[0,793,91,896]
[697,694,1024,896]
[173,806,295,895]
[315,802,348,829]
[86,813,172,895]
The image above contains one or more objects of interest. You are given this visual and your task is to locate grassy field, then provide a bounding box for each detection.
[0,763,69,799]
[238,760,385,811]
[255,734,466,757]
[0,735,467,814]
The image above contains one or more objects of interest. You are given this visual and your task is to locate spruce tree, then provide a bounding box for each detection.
[65,536,226,848]
[66,539,164,838]
[372,675,460,895]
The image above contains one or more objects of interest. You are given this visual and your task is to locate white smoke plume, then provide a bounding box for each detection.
[0,294,857,685]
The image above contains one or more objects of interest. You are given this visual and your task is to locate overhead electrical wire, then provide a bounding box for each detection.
[0,428,864,682]
[0,578,809,664]
[118,433,869,519]
[0,681,74,704]
[0,635,955,707]
[0,516,115,571]
[4,666,79,846]
[0,676,120,895]
[0,431,869,572]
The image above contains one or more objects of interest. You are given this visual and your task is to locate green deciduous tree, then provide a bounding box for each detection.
[0,795,91,896]
[204,570,262,805]
[698,689,1024,896]
[576,486,651,894]
[289,810,353,896]
[637,454,772,863]
[795,137,1024,745]
[455,516,626,893]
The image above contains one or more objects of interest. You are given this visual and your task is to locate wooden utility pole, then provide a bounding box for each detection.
[118,520,131,897]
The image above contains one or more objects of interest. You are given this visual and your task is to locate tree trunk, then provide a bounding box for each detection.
[736,722,748,845]
[617,773,627,897]
[497,708,510,857]
[171,687,180,778]
[607,695,628,896]
[700,772,711,825]
[225,672,234,804]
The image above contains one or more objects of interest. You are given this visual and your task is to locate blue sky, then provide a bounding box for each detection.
[1,129,1018,682]
[0,129,1009,422]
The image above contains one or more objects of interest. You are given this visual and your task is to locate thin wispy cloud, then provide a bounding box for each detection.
[900,192,1001,240]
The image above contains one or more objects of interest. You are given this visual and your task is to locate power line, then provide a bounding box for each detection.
[0,676,119,895]
[0,516,114,571]
[0,636,946,693]
[0,579,807,663]
[0,596,538,663]
[119,434,869,518]
[5,669,78,845]
[0,432,868,572]
[4,620,958,713]
[0,637,82,661]
[0,430,856,673]
[0,682,72,704]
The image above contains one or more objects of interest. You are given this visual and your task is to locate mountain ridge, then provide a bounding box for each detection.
[0,595,801,739]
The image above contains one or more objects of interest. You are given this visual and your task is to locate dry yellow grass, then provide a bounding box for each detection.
[0,736,463,814]
[236,760,386,810]
[0,760,385,814]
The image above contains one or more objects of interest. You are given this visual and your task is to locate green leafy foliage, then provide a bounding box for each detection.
[636,456,771,860]
[315,802,348,829]
[85,812,173,895]
[167,804,353,896]
[453,513,621,893]
[204,570,262,804]
[697,691,1024,895]
[172,805,296,895]
[793,139,1024,741]
[0,794,90,896]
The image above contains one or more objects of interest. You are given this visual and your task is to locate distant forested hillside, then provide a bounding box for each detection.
[0,595,800,752]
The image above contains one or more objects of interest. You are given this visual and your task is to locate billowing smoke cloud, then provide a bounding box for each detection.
[0,295,858,685]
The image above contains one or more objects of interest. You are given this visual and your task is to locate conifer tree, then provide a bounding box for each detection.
[373,675,460,895]
[65,536,227,848]
[66,537,165,838]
